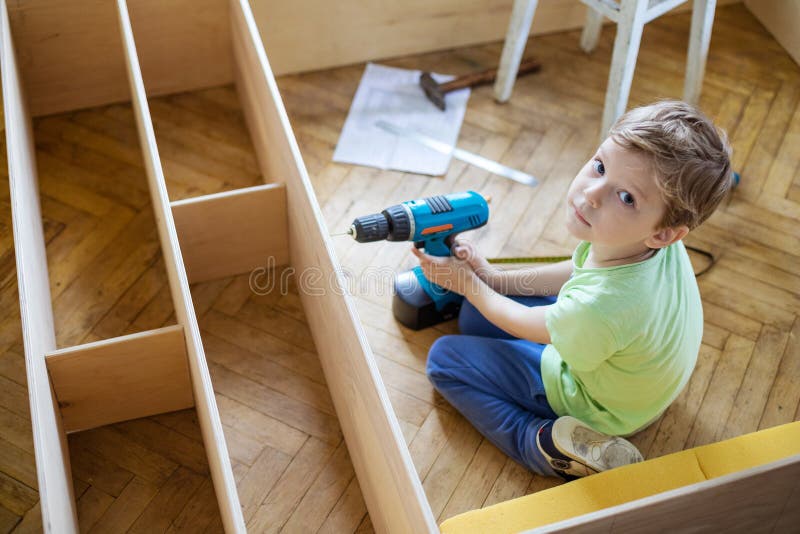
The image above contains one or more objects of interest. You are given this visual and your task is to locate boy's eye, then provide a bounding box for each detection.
[592,159,605,175]
[618,191,635,206]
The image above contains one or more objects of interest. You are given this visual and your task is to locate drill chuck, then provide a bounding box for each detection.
[349,204,413,243]
[349,213,390,242]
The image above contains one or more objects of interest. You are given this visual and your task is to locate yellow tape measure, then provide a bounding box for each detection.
[487,256,571,264]
[488,245,716,277]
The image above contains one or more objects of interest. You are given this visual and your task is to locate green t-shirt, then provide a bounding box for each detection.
[542,240,702,436]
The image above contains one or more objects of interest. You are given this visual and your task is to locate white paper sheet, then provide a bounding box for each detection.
[332,63,470,176]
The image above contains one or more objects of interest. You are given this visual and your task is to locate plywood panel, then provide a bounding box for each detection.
[114,0,244,530]
[6,0,232,117]
[230,0,438,531]
[45,326,194,433]
[532,455,800,533]
[745,0,800,66]
[171,183,289,283]
[251,0,739,76]
[0,0,78,530]
[5,0,744,117]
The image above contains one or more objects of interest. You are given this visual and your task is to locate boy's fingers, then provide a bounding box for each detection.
[411,246,433,265]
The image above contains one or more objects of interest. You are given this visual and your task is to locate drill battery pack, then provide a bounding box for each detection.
[393,267,464,330]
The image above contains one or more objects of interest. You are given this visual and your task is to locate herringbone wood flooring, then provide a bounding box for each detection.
[0,2,798,532]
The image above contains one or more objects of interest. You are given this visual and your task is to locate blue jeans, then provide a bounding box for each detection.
[426,295,560,477]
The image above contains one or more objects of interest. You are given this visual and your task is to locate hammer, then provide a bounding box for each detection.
[419,58,541,110]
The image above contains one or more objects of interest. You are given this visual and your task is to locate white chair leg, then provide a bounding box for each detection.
[683,0,716,105]
[494,0,539,103]
[600,0,648,137]
[580,6,604,53]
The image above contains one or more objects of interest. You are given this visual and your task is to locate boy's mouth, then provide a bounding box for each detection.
[573,206,591,226]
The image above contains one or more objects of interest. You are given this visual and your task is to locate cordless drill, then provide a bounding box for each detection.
[347,191,489,330]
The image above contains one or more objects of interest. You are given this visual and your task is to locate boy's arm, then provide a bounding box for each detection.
[488,260,573,297]
[465,282,552,344]
[453,240,573,296]
[410,247,552,344]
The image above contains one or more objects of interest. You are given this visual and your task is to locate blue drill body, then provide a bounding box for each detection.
[401,191,490,256]
[348,191,489,329]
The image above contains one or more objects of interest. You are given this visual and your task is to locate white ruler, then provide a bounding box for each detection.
[375,120,538,187]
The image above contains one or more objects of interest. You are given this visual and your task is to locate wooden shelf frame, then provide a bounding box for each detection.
[5,1,796,533]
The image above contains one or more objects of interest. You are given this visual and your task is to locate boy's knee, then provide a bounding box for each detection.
[427,335,462,382]
[457,299,482,334]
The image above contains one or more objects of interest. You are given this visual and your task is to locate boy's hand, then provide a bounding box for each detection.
[451,238,500,288]
[410,246,481,296]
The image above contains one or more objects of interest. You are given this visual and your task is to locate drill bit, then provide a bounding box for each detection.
[330,228,355,238]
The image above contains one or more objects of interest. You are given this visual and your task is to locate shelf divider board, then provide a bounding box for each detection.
[229,1,439,532]
[0,0,79,531]
[114,0,245,531]
[45,325,194,433]
[171,183,289,284]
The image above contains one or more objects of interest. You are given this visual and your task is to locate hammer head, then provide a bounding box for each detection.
[419,72,446,111]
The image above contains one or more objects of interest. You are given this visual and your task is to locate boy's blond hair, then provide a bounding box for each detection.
[609,100,732,230]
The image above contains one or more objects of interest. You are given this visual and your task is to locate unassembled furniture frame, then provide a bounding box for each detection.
[2,1,797,533]
[2,0,433,531]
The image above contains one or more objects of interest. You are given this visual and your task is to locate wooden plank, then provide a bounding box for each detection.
[686,335,756,448]
[45,325,193,432]
[744,0,800,67]
[166,477,222,532]
[235,446,292,522]
[229,0,438,531]
[114,1,243,530]
[128,466,205,533]
[251,0,737,76]
[482,459,533,508]
[533,455,800,533]
[440,439,507,520]
[88,477,158,534]
[7,0,232,117]
[3,0,744,116]
[76,486,114,532]
[171,184,289,283]
[721,326,790,440]
[319,476,368,534]
[282,441,356,533]
[246,437,335,532]
[760,318,800,429]
[0,0,78,530]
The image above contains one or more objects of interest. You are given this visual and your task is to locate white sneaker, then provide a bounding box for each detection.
[537,416,644,478]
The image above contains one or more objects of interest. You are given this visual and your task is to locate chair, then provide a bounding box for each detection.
[494,0,717,137]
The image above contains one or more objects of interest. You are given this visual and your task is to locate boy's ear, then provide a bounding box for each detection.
[645,225,689,249]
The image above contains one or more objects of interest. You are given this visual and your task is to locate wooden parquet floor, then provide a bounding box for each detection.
[0,2,798,532]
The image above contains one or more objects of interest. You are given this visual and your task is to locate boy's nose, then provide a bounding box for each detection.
[583,183,602,207]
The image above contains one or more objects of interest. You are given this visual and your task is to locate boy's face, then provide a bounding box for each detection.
[565,137,668,251]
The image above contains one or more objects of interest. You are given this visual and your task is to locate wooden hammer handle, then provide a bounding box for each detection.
[438,59,541,93]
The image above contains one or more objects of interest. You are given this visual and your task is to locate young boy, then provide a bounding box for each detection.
[411,100,733,479]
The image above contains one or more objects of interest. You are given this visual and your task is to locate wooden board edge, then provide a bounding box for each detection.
[0,1,79,531]
[230,1,438,532]
[114,1,245,531]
